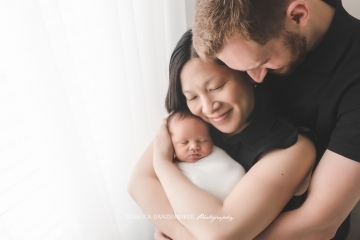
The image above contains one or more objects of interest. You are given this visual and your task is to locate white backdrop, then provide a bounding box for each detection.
[0,0,194,240]
[0,1,358,240]
[343,0,360,18]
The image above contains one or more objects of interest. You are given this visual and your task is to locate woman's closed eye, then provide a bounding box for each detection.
[209,80,228,91]
[187,96,197,102]
[185,80,228,101]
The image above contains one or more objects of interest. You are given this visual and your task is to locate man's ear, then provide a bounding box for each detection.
[285,0,311,29]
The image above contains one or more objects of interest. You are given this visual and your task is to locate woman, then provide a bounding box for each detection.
[128,30,315,240]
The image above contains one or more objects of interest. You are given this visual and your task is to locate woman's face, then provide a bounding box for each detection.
[180,58,254,137]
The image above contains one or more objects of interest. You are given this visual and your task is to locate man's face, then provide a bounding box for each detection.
[217,31,307,83]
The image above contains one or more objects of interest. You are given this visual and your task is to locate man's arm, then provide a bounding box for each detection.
[127,141,195,240]
[255,150,360,240]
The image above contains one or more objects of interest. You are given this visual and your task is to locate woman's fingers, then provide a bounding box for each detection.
[154,229,172,240]
[158,119,171,140]
[153,118,174,162]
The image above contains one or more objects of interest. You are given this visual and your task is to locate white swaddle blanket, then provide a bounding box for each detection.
[177,146,246,201]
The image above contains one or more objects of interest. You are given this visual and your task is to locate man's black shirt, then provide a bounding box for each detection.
[266,0,360,238]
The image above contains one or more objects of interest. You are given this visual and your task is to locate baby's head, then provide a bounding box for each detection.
[167,110,213,163]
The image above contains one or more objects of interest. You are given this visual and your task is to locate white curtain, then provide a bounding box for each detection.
[1,1,359,240]
[0,0,194,240]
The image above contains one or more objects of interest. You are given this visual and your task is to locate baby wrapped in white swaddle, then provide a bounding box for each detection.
[177,145,245,201]
[168,110,245,201]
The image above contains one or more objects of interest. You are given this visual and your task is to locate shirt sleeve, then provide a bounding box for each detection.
[328,80,360,161]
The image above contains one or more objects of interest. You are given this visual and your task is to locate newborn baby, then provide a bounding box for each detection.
[167,110,245,201]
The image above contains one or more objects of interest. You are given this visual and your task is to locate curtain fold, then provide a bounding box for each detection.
[1,1,358,240]
[0,0,194,239]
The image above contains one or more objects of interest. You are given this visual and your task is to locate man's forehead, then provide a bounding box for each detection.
[224,36,268,57]
[218,37,271,70]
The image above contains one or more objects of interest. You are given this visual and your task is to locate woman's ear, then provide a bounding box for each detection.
[285,0,311,29]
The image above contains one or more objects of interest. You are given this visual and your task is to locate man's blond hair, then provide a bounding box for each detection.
[193,0,291,60]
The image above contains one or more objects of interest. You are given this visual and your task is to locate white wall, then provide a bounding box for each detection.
[185,0,360,28]
[343,0,360,18]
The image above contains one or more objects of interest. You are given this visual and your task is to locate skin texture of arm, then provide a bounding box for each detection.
[153,120,316,240]
[127,141,195,240]
[254,150,360,240]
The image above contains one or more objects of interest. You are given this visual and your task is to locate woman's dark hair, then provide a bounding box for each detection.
[165,29,197,113]
[167,109,205,126]
[165,29,230,113]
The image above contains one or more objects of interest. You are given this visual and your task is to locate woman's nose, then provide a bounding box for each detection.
[201,96,217,115]
[247,67,268,83]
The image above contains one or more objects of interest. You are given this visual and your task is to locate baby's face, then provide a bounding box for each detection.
[169,116,213,163]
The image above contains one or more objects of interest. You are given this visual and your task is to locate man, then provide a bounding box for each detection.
[192,0,360,239]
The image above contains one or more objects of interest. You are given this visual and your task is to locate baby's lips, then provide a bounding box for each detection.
[188,154,201,161]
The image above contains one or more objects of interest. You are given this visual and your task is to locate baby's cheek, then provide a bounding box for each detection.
[173,147,180,155]
[171,146,178,155]
[204,144,213,155]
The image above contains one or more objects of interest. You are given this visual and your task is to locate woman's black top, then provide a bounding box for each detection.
[211,83,315,212]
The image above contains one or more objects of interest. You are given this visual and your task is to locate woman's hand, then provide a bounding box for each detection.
[153,118,174,165]
[154,229,172,240]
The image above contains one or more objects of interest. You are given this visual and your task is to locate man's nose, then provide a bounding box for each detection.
[247,67,268,83]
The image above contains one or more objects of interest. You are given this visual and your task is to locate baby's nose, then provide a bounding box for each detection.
[190,143,200,150]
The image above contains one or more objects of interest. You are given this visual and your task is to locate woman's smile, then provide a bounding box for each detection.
[209,109,232,123]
